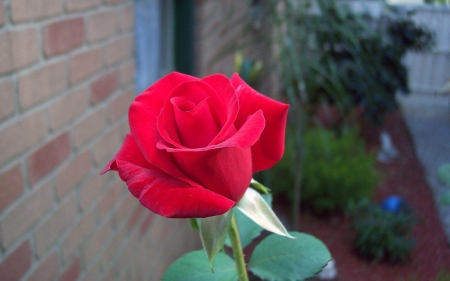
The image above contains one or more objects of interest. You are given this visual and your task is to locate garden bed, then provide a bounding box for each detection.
[274,110,450,280]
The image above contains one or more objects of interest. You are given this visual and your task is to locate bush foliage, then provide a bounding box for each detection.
[301,128,379,212]
[346,199,417,263]
[259,128,379,213]
[301,0,434,125]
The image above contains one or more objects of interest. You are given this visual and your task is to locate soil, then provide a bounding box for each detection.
[273,111,450,281]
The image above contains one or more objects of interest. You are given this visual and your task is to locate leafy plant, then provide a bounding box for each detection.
[347,199,417,264]
[259,127,379,213]
[300,0,435,125]
[164,189,331,281]
[301,128,379,212]
[234,51,263,88]
[424,0,450,5]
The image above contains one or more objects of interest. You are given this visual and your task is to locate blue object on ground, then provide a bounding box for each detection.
[381,195,405,213]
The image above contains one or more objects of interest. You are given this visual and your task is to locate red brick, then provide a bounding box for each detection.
[0,110,46,166]
[82,259,102,281]
[119,60,135,87]
[28,252,58,281]
[35,195,77,256]
[27,132,71,185]
[84,218,113,264]
[118,6,134,31]
[61,208,95,263]
[0,165,24,212]
[10,0,62,22]
[79,173,108,210]
[65,0,101,12]
[11,29,39,68]
[0,182,53,248]
[0,29,39,75]
[101,226,126,269]
[108,88,134,122]
[105,34,133,66]
[114,193,136,226]
[101,269,117,281]
[18,60,67,110]
[44,18,84,57]
[99,180,125,219]
[57,258,80,281]
[140,212,155,236]
[87,10,117,42]
[146,215,175,244]
[127,204,145,230]
[73,108,107,148]
[0,240,32,281]
[0,2,5,26]
[0,80,15,122]
[93,124,122,165]
[70,47,104,85]
[55,151,92,199]
[91,71,118,104]
[117,235,137,279]
[118,118,130,137]
[49,86,89,131]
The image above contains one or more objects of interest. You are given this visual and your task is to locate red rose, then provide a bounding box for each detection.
[102,72,289,218]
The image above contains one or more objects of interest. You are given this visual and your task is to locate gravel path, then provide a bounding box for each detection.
[398,93,450,244]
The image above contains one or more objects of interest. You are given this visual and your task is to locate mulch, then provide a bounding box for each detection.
[274,110,450,281]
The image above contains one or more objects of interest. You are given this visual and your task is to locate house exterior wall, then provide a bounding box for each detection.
[194,0,279,98]
[0,0,200,280]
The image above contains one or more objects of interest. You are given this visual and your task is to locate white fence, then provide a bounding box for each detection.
[405,5,450,95]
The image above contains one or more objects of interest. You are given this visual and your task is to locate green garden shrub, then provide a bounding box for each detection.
[301,128,379,213]
[346,199,417,263]
[258,127,379,213]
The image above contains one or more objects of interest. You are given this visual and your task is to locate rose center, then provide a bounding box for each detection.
[175,99,196,112]
[170,96,221,148]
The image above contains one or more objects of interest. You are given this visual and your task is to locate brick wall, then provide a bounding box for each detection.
[0,0,200,280]
[195,0,279,98]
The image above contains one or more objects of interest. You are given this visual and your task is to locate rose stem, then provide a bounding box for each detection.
[228,214,249,281]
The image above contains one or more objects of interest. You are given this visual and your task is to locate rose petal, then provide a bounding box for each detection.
[136,72,199,112]
[172,146,252,203]
[172,97,221,148]
[156,110,265,152]
[116,160,235,218]
[129,101,199,186]
[171,80,227,124]
[102,134,234,218]
[231,73,290,172]
[129,72,199,174]
[100,134,152,176]
[201,74,236,108]
[202,75,241,145]
[209,93,239,145]
[162,96,221,148]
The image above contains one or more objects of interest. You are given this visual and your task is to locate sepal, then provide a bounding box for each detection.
[236,187,294,238]
[199,210,232,267]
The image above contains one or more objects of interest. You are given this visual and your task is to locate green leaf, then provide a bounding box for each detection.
[438,163,450,186]
[162,250,237,281]
[251,178,271,194]
[440,191,450,205]
[236,188,294,239]
[248,232,331,281]
[189,218,199,231]
[200,210,232,266]
[225,193,272,248]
